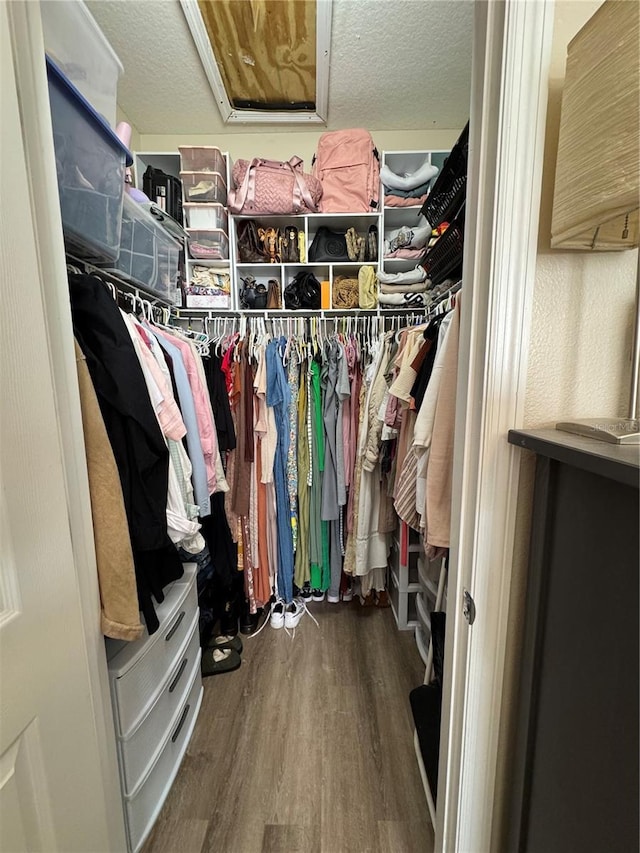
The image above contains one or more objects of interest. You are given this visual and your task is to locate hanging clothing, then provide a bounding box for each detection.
[69,274,183,634]
[266,339,295,603]
[74,340,143,642]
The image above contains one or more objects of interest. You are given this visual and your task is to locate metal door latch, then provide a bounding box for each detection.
[463,590,476,625]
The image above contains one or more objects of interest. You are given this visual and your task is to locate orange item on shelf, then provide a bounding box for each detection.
[321,280,331,310]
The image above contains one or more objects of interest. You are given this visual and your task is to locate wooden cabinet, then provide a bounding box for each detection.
[507,429,639,853]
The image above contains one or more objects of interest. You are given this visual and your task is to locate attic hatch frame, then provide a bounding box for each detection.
[179,0,332,125]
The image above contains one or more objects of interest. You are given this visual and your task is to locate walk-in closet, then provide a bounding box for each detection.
[2,1,638,852]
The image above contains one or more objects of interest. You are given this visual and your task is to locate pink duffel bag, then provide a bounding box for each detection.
[228,156,323,216]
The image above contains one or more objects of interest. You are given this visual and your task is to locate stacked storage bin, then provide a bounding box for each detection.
[46,56,131,264]
[43,2,182,303]
[101,196,184,304]
[179,147,231,308]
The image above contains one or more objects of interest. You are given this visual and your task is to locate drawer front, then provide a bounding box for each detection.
[113,579,198,737]
[125,667,204,853]
[119,616,201,794]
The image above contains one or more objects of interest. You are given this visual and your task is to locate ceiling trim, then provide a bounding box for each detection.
[179,0,332,126]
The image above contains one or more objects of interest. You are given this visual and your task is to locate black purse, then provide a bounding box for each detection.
[240,276,267,309]
[284,271,321,310]
[308,227,349,262]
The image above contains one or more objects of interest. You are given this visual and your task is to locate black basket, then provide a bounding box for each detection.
[422,206,465,287]
[421,122,469,229]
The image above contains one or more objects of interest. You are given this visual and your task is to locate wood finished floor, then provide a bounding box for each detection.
[143,602,434,853]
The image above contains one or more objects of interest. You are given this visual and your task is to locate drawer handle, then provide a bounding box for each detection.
[172,704,190,743]
[169,658,188,694]
[165,610,185,642]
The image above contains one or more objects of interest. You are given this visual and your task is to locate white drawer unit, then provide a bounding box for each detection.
[118,616,200,793]
[125,659,203,852]
[109,570,199,737]
[389,566,419,631]
[106,563,202,852]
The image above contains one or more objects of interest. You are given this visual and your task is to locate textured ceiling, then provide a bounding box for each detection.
[87,0,474,135]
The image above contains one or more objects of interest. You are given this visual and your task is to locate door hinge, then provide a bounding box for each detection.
[463,589,476,625]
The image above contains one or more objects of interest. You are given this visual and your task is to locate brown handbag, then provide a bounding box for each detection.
[267,279,282,309]
[236,219,268,263]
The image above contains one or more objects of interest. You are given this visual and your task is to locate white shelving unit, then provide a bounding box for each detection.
[133,151,181,188]
[229,211,382,311]
[388,520,423,631]
[381,150,449,274]
[127,147,454,314]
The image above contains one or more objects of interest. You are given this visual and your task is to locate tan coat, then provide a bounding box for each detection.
[75,341,143,641]
[426,300,461,549]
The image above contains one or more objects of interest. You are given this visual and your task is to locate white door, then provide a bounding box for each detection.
[436,2,554,851]
[0,4,123,850]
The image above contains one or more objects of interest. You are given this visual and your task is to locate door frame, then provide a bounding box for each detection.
[7,0,555,848]
[437,1,554,850]
[5,3,127,848]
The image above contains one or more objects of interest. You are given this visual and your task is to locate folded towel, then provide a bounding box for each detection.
[384,248,424,260]
[384,193,429,207]
[377,267,428,285]
[380,281,428,294]
[385,223,431,254]
[379,291,427,307]
[383,182,431,199]
[380,163,439,192]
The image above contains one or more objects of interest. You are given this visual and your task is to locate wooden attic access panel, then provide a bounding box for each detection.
[197,0,316,111]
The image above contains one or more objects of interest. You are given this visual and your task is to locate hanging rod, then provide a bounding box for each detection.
[66,254,177,310]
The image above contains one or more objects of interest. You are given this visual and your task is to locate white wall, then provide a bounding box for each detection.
[137,128,460,170]
[492,2,637,848]
[525,0,637,426]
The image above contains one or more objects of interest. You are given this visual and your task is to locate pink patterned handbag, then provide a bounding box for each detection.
[228,156,323,215]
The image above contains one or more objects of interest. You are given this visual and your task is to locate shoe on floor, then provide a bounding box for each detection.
[342,587,354,603]
[375,590,391,608]
[300,585,313,604]
[327,592,340,604]
[270,599,286,629]
[311,589,325,602]
[240,610,261,635]
[207,634,243,654]
[284,598,306,630]
[201,646,241,677]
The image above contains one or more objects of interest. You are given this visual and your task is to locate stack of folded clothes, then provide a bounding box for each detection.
[381,160,440,208]
[377,265,431,308]
[383,219,432,259]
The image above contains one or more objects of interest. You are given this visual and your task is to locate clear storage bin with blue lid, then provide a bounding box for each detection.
[46,56,132,263]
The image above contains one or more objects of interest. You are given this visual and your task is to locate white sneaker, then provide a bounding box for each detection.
[311,589,325,602]
[284,598,305,630]
[327,592,340,603]
[270,599,285,629]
